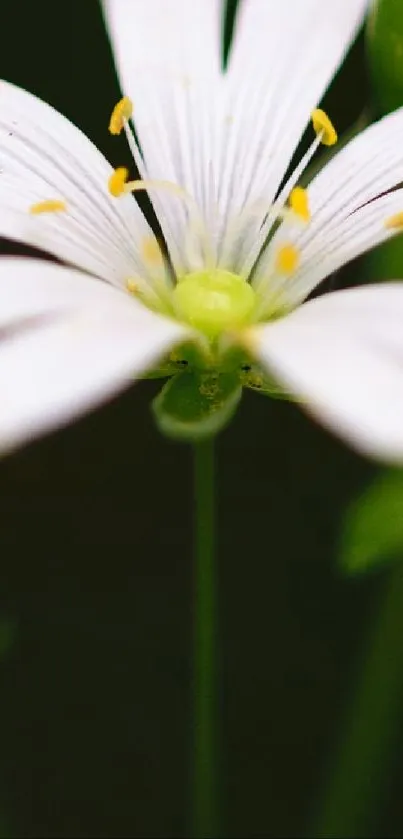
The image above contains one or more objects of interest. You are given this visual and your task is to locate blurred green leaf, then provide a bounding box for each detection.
[367,0,403,113]
[365,0,403,282]
[340,470,403,575]
[365,237,403,284]
[153,371,241,442]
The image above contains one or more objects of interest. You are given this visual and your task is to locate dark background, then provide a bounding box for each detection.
[0,1,401,837]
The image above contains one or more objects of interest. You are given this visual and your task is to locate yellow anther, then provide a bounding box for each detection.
[311,109,338,146]
[385,212,403,230]
[29,200,67,215]
[276,244,300,275]
[141,236,163,265]
[126,278,139,295]
[109,96,133,135]
[108,167,129,197]
[289,186,310,222]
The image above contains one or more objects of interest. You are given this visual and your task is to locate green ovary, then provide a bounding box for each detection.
[172,269,257,337]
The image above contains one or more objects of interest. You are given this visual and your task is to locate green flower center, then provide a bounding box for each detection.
[172,269,256,337]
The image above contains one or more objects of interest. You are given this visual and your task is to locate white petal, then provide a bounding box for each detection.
[0,80,155,288]
[0,258,135,328]
[101,0,223,271]
[255,105,403,308]
[252,285,403,462]
[102,0,367,273]
[0,260,189,455]
[221,0,368,222]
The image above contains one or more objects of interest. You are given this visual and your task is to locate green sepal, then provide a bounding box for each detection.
[141,362,180,380]
[367,0,403,114]
[339,469,403,576]
[239,362,290,400]
[141,340,212,380]
[152,370,242,442]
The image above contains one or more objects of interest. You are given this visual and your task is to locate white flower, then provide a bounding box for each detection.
[2,0,403,459]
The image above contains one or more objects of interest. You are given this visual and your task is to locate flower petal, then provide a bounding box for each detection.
[255,105,403,308]
[102,0,367,273]
[0,259,189,454]
[101,0,223,271]
[221,0,368,225]
[252,284,403,462]
[0,80,155,287]
[0,258,134,328]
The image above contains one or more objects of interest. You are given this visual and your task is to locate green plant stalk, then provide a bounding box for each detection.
[313,565,403,838]
[192,438,218,838]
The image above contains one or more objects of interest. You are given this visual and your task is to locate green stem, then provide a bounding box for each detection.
[313,565,403,838]
[192,438,218,839]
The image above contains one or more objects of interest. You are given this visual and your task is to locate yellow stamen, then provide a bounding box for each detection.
[112,175,214,268]
[109,96,133,135]
[276,244,300,275]
[141,236,163,265]
[108,167,129,197]
[311,109,338,146]
[385,212,403,230]
[29,200,67,215]
[124,177,188,201]
[289,186,310,222]
[126,278,139,295]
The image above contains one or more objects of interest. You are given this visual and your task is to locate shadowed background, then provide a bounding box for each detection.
[0,1,401,837]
